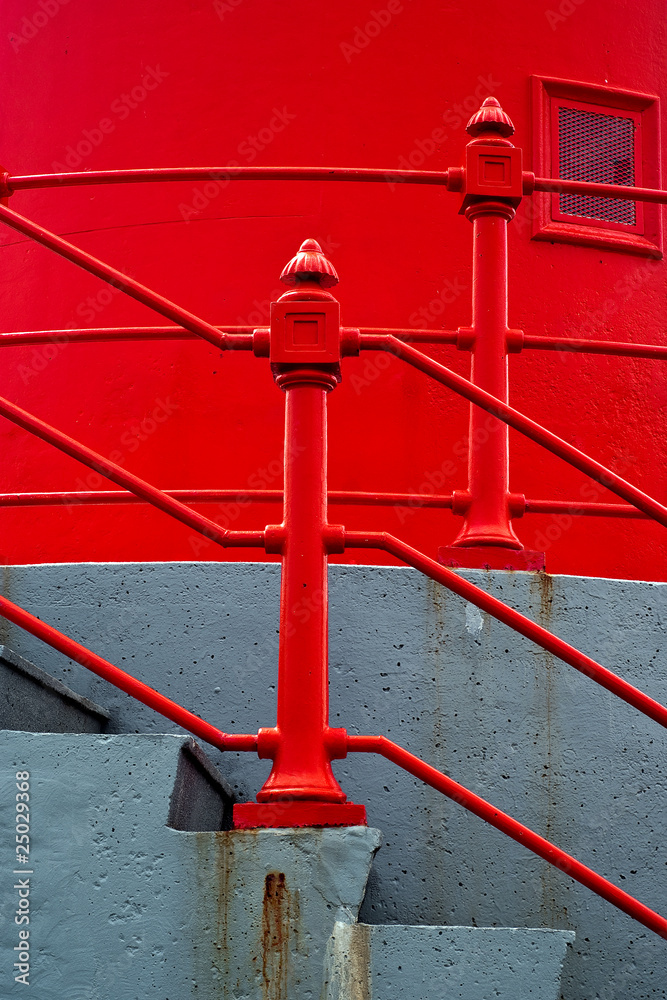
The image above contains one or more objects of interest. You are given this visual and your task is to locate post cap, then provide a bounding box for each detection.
[466,97,515,138]
[280,238,339,288]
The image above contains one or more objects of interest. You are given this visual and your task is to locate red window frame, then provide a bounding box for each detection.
[530,76,662,258]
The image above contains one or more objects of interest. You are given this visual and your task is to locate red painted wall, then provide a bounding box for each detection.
[1,0,665,580]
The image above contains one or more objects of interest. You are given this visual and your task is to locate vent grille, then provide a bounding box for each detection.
[557,106,636,226]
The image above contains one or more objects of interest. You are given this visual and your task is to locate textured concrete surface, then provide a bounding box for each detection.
[0,732,380,999]
[0,645,108,732]
[1,562,666,998]
[325,923,574,1000]
[167,736,235,831]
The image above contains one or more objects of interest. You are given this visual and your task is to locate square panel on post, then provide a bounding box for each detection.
[270,300,341,364]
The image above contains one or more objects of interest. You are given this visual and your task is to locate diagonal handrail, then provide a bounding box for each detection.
[0,393,264,550]
[347,733,667,940]
[0,205,229,351]
[361,335,667,528]
[344,530,667,731]
[0,592,256,752]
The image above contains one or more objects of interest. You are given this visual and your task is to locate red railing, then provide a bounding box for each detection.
[1,97,667,941]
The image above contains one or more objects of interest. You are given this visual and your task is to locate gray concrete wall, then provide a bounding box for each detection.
[1,561,666,998]
[0,732,381,1000]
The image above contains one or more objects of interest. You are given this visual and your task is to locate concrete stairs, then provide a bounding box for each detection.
[0,732,572,999]
[0,646,109,733]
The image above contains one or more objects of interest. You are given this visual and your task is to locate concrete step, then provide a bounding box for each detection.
[325,921,574,1000]
[0,732,572,999]
[0,732,379,999]
[0,645,109,732]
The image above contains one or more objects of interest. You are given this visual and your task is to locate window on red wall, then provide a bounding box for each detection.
[531,77,662,257]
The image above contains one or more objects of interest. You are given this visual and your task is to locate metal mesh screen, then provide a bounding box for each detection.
[557,106,636,225]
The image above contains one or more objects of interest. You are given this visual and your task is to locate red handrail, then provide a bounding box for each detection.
[363,335,667,528]
[6,326,667,357]
[5,165,450,191]
[521,334,667,359]
[2,579,666,937]
[524,499,647,518]
[2,103,667,946]
[0,325,458,348]
[530,174,667,205]
[0,205,229,351]
[344,529,667,731]
[0,488,455,509]
[6,166,667,206]
[0,592,256,752]
[0,327,254,347]
[0,393,265,550]
[347,734,667,940]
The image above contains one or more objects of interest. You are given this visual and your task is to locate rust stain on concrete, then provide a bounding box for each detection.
[192,831,232,999]
[261,871,290,1000]
[0,566,12,645]
[326,923,372,1000]
[537,571,554,628]
[346,923,372,1000]
[530,572,563,926]
[215,834,230,972]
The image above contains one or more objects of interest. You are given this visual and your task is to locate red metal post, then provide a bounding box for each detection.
[450,100,521,551]
[441,99,540,568]
[452,196,519,548]
[234,240,365,828]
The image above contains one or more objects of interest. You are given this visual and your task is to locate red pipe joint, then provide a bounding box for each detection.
[257,725,348,762]
[0,170,11,202]
[452,490,526,519]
